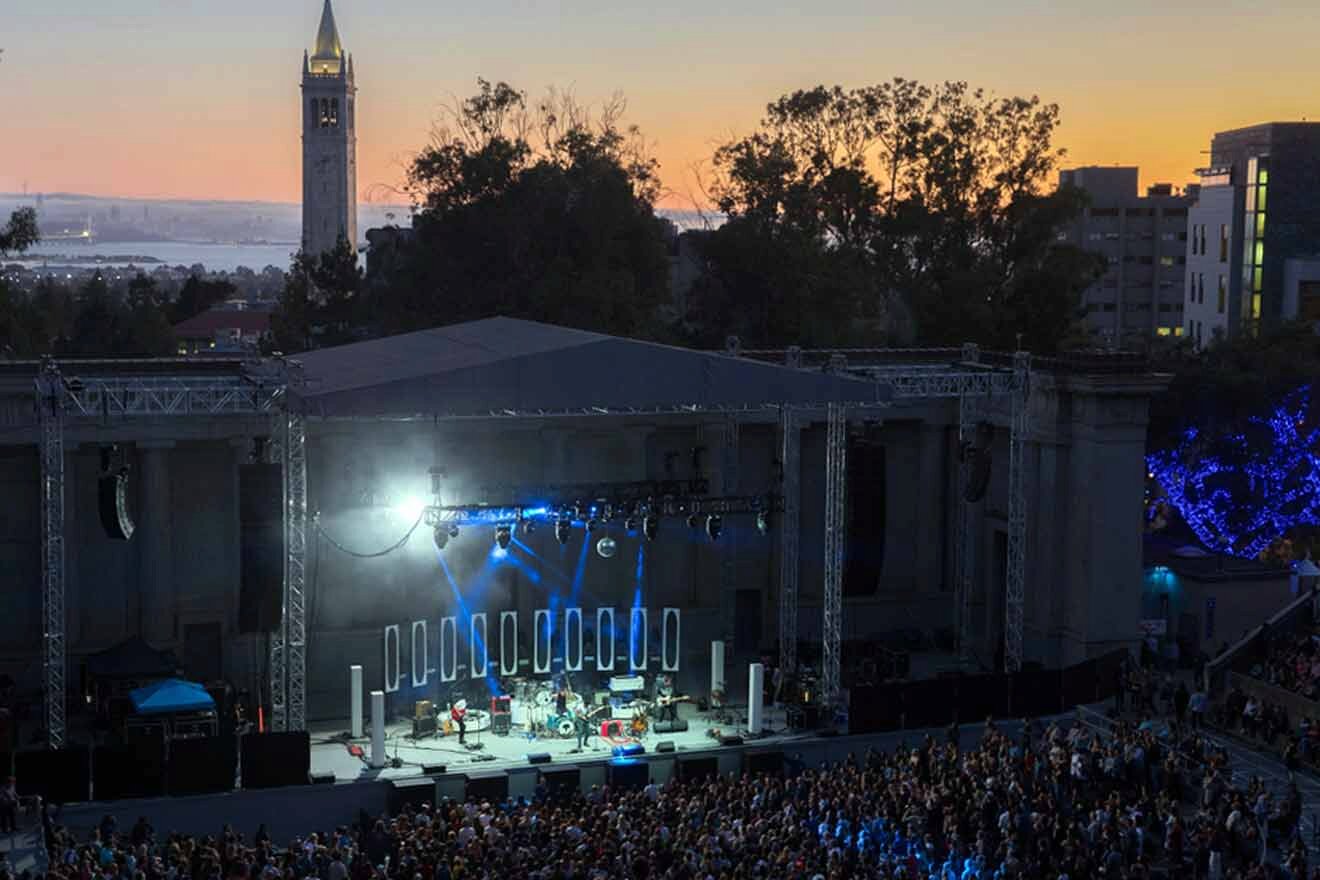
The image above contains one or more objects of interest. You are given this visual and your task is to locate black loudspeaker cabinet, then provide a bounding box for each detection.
[169,736,237,795]
[465,774,508,803]
[98,471,135,541]
[677,755,718,780]
[745,750,785,776]
[241,731,310,789]
[653,719,689,734]
[238,463,284,634]
[655,741,676,753]
[541,767,580,796]
[527,752,552,765]
[15,747,90,804]
[491,714,511,736]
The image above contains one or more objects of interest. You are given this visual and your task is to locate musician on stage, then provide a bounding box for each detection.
[574,705,592,750]
[653,674,678,723]
[451,699,467,744]
[555,681,571,717]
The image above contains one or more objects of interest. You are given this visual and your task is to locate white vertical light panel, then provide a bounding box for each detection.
[410,620,429,688]
[438,616,458,682]
[499,612,519,676]
[629,608,648,672]
[596,608,615,671]
[470,613,488,681]
[661,607,681,672]
[369,690,385,768]
[533,609,552,674]
[710,641,725,697]
[747,662,764,735]
[350,665,363,739]
[383,625,401,693]
[564,608,583,672]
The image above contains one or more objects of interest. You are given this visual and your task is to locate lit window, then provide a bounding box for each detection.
[1160,256,1175,267]
[1174,326,1184,337]
[1257,186,1267,211]
[1254,240,1264,266]
[1256,213,1266,237]
[1157,327,1172,337]
[1252,293,1262,319]
[1219,225,1228,262]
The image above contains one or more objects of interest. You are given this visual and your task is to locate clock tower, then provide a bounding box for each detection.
[301,0,357,257]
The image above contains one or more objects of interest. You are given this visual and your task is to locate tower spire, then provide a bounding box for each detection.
[312,0,344,63]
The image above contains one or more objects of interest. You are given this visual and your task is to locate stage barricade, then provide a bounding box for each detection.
[744,750,784,777]
[848,683,902,734]
[607,760,648,790]
[388,777,436,814]
[676,755,719,781]
[1011,669,1062,718]
[956,674,1010,724]
[1062,659,1100,708]
[169,736,237,796]
[16,747,90,804]
[541,767,580,797]
[241,732,311,790]
[93,744,165,801]
[901,678,954,729]
[465,773,508,803]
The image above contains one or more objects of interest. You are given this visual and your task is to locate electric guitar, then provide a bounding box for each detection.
[655,694,692,707]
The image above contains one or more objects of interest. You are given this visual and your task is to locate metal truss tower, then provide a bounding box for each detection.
[34,363,281,748]
[267,361,309,733]
[777,405,800,678]
[821,402,847,706]
[1003,352,1031,672]
[36,361,67,749]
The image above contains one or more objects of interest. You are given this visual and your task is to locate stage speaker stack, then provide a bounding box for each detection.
[747,663,764,735]
[238,463,284,633]
[710,640,725,698]
[97,459,135,541]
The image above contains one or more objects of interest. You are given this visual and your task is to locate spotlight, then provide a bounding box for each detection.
[397,495,427,521]
[555,518,572,545]
[495,525,512,550]
[596,537,618,559]
[433,526,449,551]
[448,524,460,539]
[642,514,659,541]
[687,513,705,530]
[586,518,600,534]
[624,516,639,532]
[519,518,535,536]
[706,515,723,541]
[756,510,771,536]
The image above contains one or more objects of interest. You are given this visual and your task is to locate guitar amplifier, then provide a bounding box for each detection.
[492,713,511,736]
[490,696,511,716]
[414,700,433,720]
[412,715,437,738]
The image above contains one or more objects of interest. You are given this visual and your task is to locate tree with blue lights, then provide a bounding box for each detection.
[1147,387,1320,559]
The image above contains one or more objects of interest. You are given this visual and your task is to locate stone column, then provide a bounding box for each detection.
[138,441,176,645]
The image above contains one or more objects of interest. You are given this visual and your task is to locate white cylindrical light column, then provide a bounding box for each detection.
[747,663,764,735]
[350,665,364,739]
[370,690,386,768]
[710,641,725,698]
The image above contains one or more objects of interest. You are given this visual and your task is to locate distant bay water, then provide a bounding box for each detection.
[9,210,716,275]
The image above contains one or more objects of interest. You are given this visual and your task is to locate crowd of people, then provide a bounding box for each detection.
[1252,632,1320,703]
[2,709,1315,880]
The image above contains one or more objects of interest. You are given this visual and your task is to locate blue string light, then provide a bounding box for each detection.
[1147,388,1320,559]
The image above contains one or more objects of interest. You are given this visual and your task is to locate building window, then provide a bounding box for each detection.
[1087,232,1103,241]
[1102,303,1117,312]
[1160,256,1175,267]
[1164,208,1188,218]
[1091,208,1119,218]
[1157,327,1172,337]
[1217,276,1226,313]
[1219,225,1229,262]
[1198,273,1205,304]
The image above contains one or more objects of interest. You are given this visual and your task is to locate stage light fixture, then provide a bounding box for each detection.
[519,518,535,536]
[624,516,639,532]
[555,518,572,545]
[433,526,449,551]
[586,518,600,534]
[756,510,771,536]
[687,513,705,530]
[642,514,659,541]
[706,515,723,541]
[596,537,618,559]
[448,524,460,539]
[495,525,513,550]
[397,495,427,521]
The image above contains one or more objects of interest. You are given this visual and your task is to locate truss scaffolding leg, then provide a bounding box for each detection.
[822,403,847,707]
[777,406,800,678]
[267,417,287,732]
[1004,353,1031,673]
[37,362,66,749]
[284,408,309,732]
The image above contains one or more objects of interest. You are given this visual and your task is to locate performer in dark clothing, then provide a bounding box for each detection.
[653,675,678,723]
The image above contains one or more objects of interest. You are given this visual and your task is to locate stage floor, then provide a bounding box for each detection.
[308,704,824,781]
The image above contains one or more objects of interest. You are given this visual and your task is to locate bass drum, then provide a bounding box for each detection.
[557,716,576,738]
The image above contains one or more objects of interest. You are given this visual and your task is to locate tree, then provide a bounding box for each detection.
[269,239,362,353]
[366,80,670,339]
[694,79,1100,351]
[170,275,236,324]
[0,207,38,257]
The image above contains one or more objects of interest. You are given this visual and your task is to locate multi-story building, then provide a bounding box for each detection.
[1183,123,1320,347]
[1058,167,1192,347]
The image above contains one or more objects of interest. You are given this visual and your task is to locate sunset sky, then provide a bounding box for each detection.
[3,0,1319,210]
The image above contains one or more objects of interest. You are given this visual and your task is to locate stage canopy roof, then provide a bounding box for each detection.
[129,679,216,716]
[292,317,890,419]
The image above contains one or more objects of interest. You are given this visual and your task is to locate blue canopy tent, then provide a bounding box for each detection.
[129,679,216,716]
